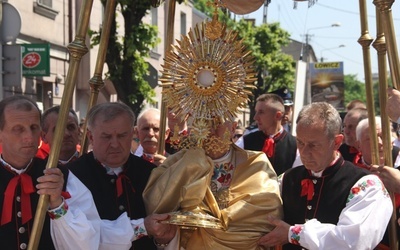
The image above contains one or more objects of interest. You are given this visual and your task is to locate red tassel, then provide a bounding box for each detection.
[1,174,35,225]
[301,179,314,201]
[262,138,275,158]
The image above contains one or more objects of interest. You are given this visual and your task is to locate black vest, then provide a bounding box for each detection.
[243,130,297,175]
[68,152,156,250]
[0,158,69,250]
[281,157,369,250]
[338,143,359,162]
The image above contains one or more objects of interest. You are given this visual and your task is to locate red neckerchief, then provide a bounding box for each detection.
[352,152,362,165]
[0,159,35,226]
[116,173,135,197]
[35,140,51,159]
[97,160,129,197]
[300,152,340,201]
[142,154,154,163]
[97,160,136,198]
[262,129,283,158]
[0,158,72,226]
[1,173,35,225]
[354,156,371,170]
[301,179,314,201]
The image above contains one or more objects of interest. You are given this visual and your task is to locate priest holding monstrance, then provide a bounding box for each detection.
[143,1,282,249]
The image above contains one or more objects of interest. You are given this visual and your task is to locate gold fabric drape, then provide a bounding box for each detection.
[143,146,283,250]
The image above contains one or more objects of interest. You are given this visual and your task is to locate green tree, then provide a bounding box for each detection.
[344,74,367,105]
[343,74,383,114]
[230,20,295,121]
[90,0,183,115]
[192,0,214,16]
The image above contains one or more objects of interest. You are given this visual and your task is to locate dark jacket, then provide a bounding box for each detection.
[243,130,297,175]
[68,152,157,250]
[0,158,69,250]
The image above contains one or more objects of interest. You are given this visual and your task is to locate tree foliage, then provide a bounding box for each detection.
[343,74,386,114]
[233,22,294,91]
[228,20,295,121]
[192,0,214,16]
[90,0,183,115]
[344,74,366,106]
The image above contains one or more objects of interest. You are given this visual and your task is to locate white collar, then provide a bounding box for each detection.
[0,156,33,175]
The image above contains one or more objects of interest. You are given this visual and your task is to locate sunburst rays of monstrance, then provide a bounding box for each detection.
[160,11,257,149]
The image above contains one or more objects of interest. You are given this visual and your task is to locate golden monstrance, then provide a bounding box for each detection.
[158,0,257,234]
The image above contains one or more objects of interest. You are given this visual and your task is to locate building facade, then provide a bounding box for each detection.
[1,0,199,121]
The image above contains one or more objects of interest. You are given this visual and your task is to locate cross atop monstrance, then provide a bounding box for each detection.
[205,0,226,40]
[207,0,226,13]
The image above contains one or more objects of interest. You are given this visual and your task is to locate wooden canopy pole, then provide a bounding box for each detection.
[28,0,94,248]
[158,0,177,154]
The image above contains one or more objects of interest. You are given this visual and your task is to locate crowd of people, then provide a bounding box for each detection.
[0,87,400,249]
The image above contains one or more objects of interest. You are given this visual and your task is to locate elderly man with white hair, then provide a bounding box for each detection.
[134,108,169,166]
[355,117,400,169]
[355,116,400,250]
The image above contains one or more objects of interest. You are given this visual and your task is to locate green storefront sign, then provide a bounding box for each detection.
[21,44,50,76]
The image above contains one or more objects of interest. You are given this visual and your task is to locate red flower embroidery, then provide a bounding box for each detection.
[48,213,55,220]
[352,187,361,194]
[217,174,226,183]
[291,225,302,234]
[290,225,302,245]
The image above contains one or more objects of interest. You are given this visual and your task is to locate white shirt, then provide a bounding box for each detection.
[134,144,143,157]
[393,138,400,149]
[51,171,101,249]
[99,214,146,250]
[53,174,148,250]
[285,174,392,249]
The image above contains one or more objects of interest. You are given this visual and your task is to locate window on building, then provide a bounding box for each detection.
[151,8,158,26]
[180,12,187,36]
[38,0,52,8]
[36,81,53,110]
[34,0,58,20]
[36,82,43,103]
[151,8,158,53]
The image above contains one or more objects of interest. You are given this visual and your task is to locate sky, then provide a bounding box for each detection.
[239,0,400,82]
